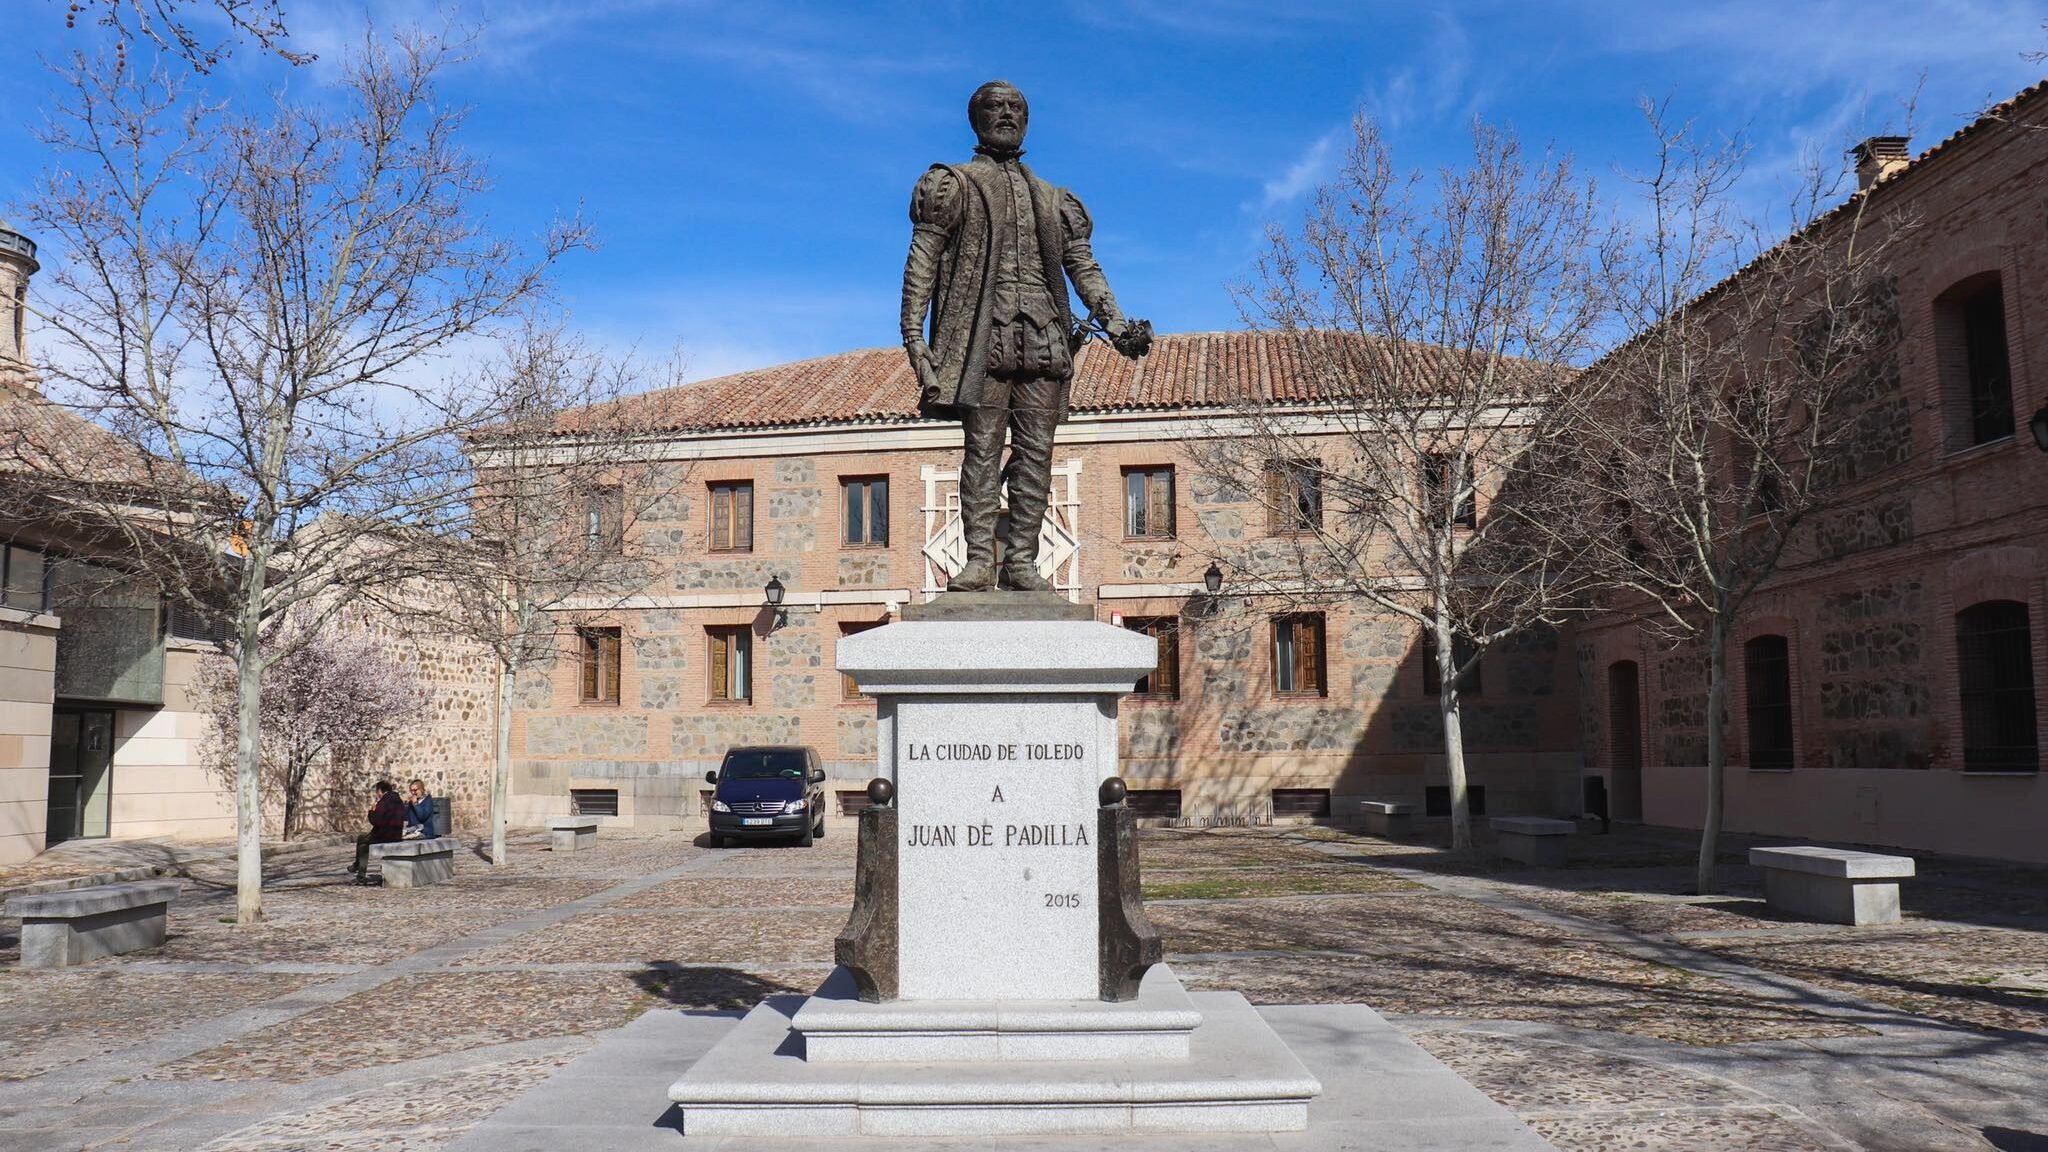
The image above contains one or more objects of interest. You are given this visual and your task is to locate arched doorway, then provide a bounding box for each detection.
[1606,661,1643,823]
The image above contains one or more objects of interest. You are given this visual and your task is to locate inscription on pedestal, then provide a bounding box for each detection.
[895,701,1103,1000]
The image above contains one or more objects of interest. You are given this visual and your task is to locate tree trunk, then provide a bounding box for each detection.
[234,610,266,925]
[1435,614,1473,852]
[1697,615,1729,896]
[492,663,512,866]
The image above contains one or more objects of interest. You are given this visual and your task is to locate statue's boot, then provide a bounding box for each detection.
[950,559,996,591]
[999,562,1052,592]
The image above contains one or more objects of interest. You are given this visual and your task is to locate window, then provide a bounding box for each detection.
[1957,601,2037,771]
[1425,785,1486,816]
[1272,613,1326,695]
[3,544,47,612]
[1421,631,1481,695]
[1266,459,1322,534]
[840,620,883,699]
[1744,634,1795,770]
[579,628,621,705]
[1126,789,1182,819]
[570,788,619,816]
[1271,788,1331,817]
[582,485,624,553]
[1936,275,2014,446]
[709,482,754,552]
[1123,467,1175,538]
[842,477,889,547]
[709,625,752,703]
[1125,617,1180,698]
[1422,453,1477,529]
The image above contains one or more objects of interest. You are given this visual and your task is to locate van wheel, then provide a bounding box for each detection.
[813,817,826,840]
[797,822,815,848]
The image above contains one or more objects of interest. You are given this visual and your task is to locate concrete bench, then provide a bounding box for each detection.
[1491,816,1574,867]
[5,880,181,968]
[1358,801,1416,837]
[369,837,458,888]
[1750,846,1915,926]
[549,816,600,852]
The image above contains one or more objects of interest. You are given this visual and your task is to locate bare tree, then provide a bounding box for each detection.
[1538,101,1910,893]
[419,325,689,866]
[1214,115,1617,850]
[58,0,311,72]
[11,32,587,922]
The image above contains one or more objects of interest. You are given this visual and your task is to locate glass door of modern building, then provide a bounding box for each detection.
[47,708,114,843]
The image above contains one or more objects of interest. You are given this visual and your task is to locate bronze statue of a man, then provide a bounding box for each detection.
[901,81,1149,592]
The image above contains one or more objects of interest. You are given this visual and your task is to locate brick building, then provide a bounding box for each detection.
[1574,84,2048,863]
[506,332,1584,832]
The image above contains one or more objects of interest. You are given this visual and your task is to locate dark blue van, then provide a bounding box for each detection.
[705,746,827,847]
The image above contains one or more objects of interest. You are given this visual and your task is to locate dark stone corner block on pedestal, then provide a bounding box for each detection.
[1098,804,1163,1001]
[836,805,899,1002]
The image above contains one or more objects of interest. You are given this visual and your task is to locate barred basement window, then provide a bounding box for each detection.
[578,628,620,705]
[1271,788,1331,818]
[1425,784,1486,816]
[709,481,754,552]
[1123,467,1175,539]
[1125,616,1179,698]
[1744,634,1796,770]
[570,788,619,817]
[1272,613,1326,696]
[1957,601,2038,771]
[1126,789,1182,819]
[709,625,752,703]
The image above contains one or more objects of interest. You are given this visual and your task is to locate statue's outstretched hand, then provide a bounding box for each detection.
[1104,317,1153,360]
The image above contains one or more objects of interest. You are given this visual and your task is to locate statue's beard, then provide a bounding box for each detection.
[976,123,1025,155]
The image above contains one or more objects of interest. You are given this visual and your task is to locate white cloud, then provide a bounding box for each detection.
[1259,128,1341,208]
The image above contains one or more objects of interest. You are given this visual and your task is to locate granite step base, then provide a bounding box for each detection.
[670,989,1318,1137]
[792,964,1203,1063]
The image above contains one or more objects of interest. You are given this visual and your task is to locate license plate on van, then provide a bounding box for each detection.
[742,818,773,826]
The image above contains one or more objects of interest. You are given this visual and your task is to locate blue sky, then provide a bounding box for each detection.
[2,1,2042,383]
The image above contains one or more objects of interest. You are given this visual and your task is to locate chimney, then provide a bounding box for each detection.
[0,219,39,394]
[1849,136,1911,191]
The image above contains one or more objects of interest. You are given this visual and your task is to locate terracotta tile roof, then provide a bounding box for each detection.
[571,330,1547,436]
[0,383,170,489]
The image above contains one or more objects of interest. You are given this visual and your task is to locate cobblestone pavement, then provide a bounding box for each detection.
[0,823,2042,1151]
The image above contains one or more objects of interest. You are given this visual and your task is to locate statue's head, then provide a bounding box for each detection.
[968,80,1028,154]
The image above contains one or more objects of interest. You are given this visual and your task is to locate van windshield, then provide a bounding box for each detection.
[722,750,808,780]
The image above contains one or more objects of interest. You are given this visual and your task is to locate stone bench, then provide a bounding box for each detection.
[369,837,458,888]
[1750,846,1915,925]
[6,880,181,968]
[1358,801,1416,837]
[549,816,600,852]
[1490,816,1574,867]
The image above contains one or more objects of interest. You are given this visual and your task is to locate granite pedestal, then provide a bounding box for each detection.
[667,605,1324,1137]
[369,836,457,887]
[1751,846,1915,925]
[5,880,180,968]
[550,816,601,851]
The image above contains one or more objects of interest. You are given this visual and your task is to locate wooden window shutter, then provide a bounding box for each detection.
[1150,471,1173,537]
[1157,624,1179,697]
[711,488,732,551]
[734,485,753,550]
[581,633,598,700]
[602,633,620,702]
[1296,616,1323,693]
[710,631,730,701]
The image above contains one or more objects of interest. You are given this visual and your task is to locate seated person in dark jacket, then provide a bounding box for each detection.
[350,780,409,880]
[403,778,437,839]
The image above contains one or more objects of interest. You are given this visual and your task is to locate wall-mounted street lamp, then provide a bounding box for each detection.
[1203,562,1224,596]
[2030,403,2048,453]
[764,576,787,632]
